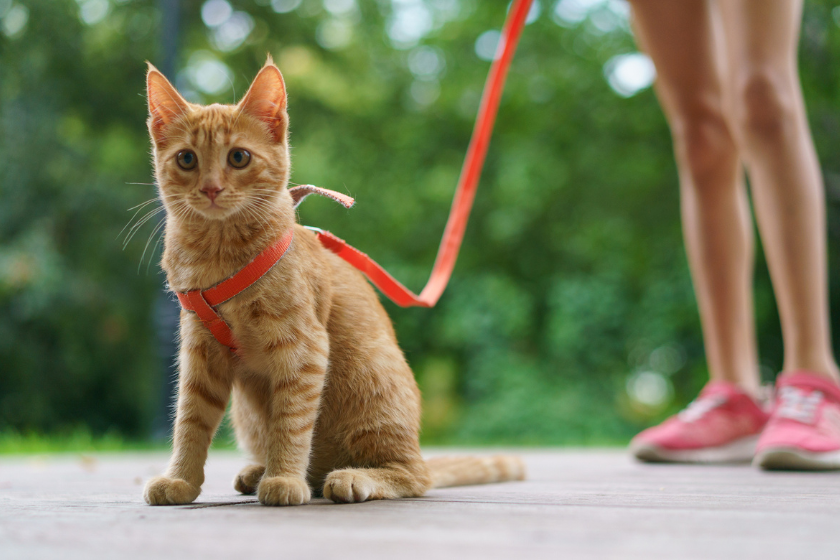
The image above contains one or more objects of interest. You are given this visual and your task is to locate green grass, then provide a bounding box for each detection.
[0,428,240,455]
[0,429,160,455]
[0,422,625,455]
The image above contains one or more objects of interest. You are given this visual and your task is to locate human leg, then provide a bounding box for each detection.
[630,0,761,395]
[626,0,767,463]
[715,0,840,469]
[717,0,840,381]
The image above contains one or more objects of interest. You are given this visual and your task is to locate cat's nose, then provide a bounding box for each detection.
[200,183,224,202]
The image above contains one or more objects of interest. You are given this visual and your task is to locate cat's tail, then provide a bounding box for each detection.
[426,455,526,488]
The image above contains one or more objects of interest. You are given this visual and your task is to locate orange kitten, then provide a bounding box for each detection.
[143,59,524,506]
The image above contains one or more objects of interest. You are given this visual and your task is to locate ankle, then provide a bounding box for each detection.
[708,376,763,401]
[780,365,840,385]
[738,383,766,402]
[779,368,840,385]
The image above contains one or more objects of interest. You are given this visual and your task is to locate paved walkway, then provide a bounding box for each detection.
[1,449,839,559]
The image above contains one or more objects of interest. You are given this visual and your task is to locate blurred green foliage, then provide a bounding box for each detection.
[3,0,840,446]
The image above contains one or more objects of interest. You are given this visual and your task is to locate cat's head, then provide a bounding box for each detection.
[146,59,292,224]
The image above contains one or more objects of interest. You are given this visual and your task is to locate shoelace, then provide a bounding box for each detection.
[678,395,727,423]
[776,386,823,424]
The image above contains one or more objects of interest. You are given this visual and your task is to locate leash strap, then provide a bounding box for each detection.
[311,228,431,308]
[175,228,295,354]
[415,0,533,307]
[310,0,534,307]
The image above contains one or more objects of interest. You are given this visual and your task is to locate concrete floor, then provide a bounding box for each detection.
[1,449,839,559]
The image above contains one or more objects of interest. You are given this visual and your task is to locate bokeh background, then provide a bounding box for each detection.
[4,0,840,451]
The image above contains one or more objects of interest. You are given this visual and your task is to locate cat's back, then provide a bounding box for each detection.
[294,225,419,389]
[295,226,422,473]
[291,225,404,352]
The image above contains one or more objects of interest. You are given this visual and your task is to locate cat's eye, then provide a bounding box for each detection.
[176,150,197,170]
[228,149,251,169]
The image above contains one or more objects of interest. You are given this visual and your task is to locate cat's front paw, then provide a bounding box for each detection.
[144,476,200,505]
[257,476,311,506]
[233,464,265,495]
[323,469,376,503]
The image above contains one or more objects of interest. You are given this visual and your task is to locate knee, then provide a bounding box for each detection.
[670,103,734,181]
[733,69,796,141]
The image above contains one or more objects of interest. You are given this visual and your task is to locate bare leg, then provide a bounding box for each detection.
[716,0,840,381]
[630,0,761,395]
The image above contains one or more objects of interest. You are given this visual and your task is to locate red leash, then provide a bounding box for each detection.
[175,1,534,353]
[313,0,534,308]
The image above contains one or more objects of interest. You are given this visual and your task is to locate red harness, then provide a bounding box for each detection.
[175,227,294,356]
[174,185,413,354]
[175,0,534,354]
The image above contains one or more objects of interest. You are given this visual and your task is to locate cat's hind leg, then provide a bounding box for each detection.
[323,462,430,503]
[233,464,265,495]
[230,384,267,495]
[322,426,432,503]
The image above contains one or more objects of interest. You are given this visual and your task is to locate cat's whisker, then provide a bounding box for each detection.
[244,203,270,232]
[139,217,167,272]
[167,206,191,227]
[120,206,164,244]
[127,197,161,211]
[125,205,166,238]
[250,197,280,208]
[249,199,276,210]
[250,194,279,206]
[251,192,282,200]
[164,203,185,228]
[248,197,276,227]
[118,201,162,241]
[241,205,258,229]
[249,206,277,226]
[123,206,166,248]
[247,200,279,226]
[238,205,260,232]
[249,192,282,208]
[231,107,244,131]
[145,219,168,275]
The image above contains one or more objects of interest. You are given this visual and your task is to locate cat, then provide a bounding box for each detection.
[142,58,525,506]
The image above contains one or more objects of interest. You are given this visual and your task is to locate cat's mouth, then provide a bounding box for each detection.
[191,199,234,219]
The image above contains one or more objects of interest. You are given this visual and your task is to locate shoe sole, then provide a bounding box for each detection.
[753,447,840,471]
[630,435,759,464]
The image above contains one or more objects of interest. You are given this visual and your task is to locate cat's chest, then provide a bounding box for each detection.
[220,294,324,377]
[165,260,246,293]
[218,271,320,348]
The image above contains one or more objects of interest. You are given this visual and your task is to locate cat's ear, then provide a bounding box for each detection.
[238,58,288,143]
[146,63,190,147]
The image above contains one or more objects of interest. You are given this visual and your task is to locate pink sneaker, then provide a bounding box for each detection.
[754,371,840,470]
[630,381,769,463]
